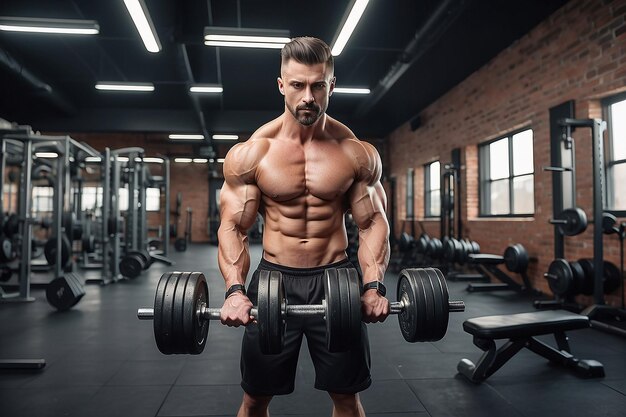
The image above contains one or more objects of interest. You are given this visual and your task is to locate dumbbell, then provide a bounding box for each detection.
[544,258,620,296]
[138,267,465,355]
[119,250,152,278]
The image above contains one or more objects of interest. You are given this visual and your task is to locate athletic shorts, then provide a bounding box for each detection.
[240,257,372,396]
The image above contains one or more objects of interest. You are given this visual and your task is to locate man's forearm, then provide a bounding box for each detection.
[217,224,251,288]
[357,213,390,284]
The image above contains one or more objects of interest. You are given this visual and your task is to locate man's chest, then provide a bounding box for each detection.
[256,143,356,201]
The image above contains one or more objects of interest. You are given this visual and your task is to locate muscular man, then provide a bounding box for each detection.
[218,37,390,417]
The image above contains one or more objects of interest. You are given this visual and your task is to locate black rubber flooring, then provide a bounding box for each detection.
[1,243,625,417]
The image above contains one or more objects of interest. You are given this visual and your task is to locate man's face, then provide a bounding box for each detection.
[278,59,335,126]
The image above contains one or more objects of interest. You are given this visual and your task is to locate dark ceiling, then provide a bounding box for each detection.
[0,0,569,145]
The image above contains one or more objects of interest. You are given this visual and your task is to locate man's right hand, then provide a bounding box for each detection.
[220,292,254,327]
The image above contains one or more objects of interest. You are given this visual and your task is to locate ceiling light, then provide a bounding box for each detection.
[116,156,130,162]
[85,156,102,162]
[95,82,154,92]
[123,0,161,53]
[189,85,223,94]
[34,152,58,158]
[143,157,163,163]
[0,16,99,35]
[217,158,226,163]
[212,134,238,140]
[168,134,204,140]
[334,87,370,94]
[331,0,370,56]
[204,27,290,49]
[193,158,208,163]
[174,158,192,163]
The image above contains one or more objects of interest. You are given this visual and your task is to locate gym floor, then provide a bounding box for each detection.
[1,244,625,417]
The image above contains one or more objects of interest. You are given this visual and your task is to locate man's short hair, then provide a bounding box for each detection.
[281,37,334,73]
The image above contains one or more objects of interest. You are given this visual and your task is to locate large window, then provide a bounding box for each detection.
[82,186,160,212]
[605,95,626,212]
[32,186,54,213]
[424,161,440,217]
[479,129,535,216]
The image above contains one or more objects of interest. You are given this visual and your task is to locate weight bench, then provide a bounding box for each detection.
[466,253,533,293]
[457,310,604,383]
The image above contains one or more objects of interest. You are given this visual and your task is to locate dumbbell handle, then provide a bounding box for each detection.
[549,219,569,225]
[137,298,465,320]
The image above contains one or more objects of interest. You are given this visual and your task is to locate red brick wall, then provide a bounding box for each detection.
[387,0,626,306]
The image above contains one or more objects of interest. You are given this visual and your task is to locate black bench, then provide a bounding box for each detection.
[466,253,534,293]
[457,310,604,383]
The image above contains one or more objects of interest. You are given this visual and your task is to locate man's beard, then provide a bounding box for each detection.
[287,102,323,126]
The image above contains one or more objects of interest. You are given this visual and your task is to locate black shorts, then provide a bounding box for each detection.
[240,257,372,396]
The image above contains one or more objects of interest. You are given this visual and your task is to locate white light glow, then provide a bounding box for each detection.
[205,34,291,44]
[123,0,161,53]
[85,156,102,162]
[193,158,208,163]
[217,158,226,163]
[0,24,98,34]
[333,87,370,94]
[205,40,286,49]
[212,134,239,140]
[35,152,58,158]
[143,157,164,163]
[168,134,204,140]
[189,85,223,93]
[174,158,193,163]
[95,82,154,91]
[331,0,369,56]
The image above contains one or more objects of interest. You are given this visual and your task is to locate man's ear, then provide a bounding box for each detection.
[277,77,285,95]
[329,76,336,96]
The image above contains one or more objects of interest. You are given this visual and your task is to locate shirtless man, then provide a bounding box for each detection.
[218,37,390,417]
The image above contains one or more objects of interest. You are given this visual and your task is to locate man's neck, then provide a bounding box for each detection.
[279,112,328,143]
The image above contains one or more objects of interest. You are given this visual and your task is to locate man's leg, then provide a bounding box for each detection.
[329,392,365,417]
[237,393,273,417]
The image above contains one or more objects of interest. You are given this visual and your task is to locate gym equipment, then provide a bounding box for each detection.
[457,310,604,383]
[46,272,86,311]
[119,250,151,279]
[137,267,465,355]
[466,243,535,293]
[44,235,72,267]
[549,207,588,236]
[175,207,192,252]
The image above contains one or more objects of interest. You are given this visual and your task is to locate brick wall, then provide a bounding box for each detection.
[387,0,626,306]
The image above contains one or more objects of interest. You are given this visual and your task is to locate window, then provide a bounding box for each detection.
[32,186,54,213]
[605,95,626,212]
[424,161,440,217]
[145,188,161,212]
[479,129,535,216]
[82,186,103,212]
[406,168,414,219]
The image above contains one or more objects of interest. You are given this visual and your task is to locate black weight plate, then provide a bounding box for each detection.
[46,277,73,311]
[175,238,187,252]
[4,214,19,237]
[547,259,573,296]
[44,235,72,267]
[345,268,363,349]
[458,240,472,264]
[154,272,176,354]
[431,238,443,258]
[416,234,429,254]
[397,269,422,342]
[183,272,209,354]
[504,244,529,273]
[0,236,13,262]
[172,272,190,353]
[602,213,617,234]
[416,268,438,341]
[119,254,143,278]
[470,241,480,254]
[257,270,284,354]
[577,259,595,296]
[558,207,588,236]
[425,268,449,341]
[398,233,413,252]
[603,261,621,294]
[570,261,584,295]
[324,268,343,352]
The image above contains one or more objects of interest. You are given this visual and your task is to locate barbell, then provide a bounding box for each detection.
[138,267,465,355]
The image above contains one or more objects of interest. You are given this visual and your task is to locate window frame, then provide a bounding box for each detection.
[424,160,441,218]
[602,92,626,216]
[478,127,535,218]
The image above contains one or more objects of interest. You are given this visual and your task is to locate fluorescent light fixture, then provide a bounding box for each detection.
[142,157,164,163]
[217,158,226,163]
[204,27,290,49]
[189,85,223,94]
[123,0,162,53]
[35,152,58,158]
[193,158,208,163]
[116,156,130,162]
[333,87,370,94]
[85,156,102,162]
[0,16,99,35]
[331,0,370,56]
[212,134,239,140]
[174,158,192,163]
[168,134,204,140]
[95,82,154,92]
